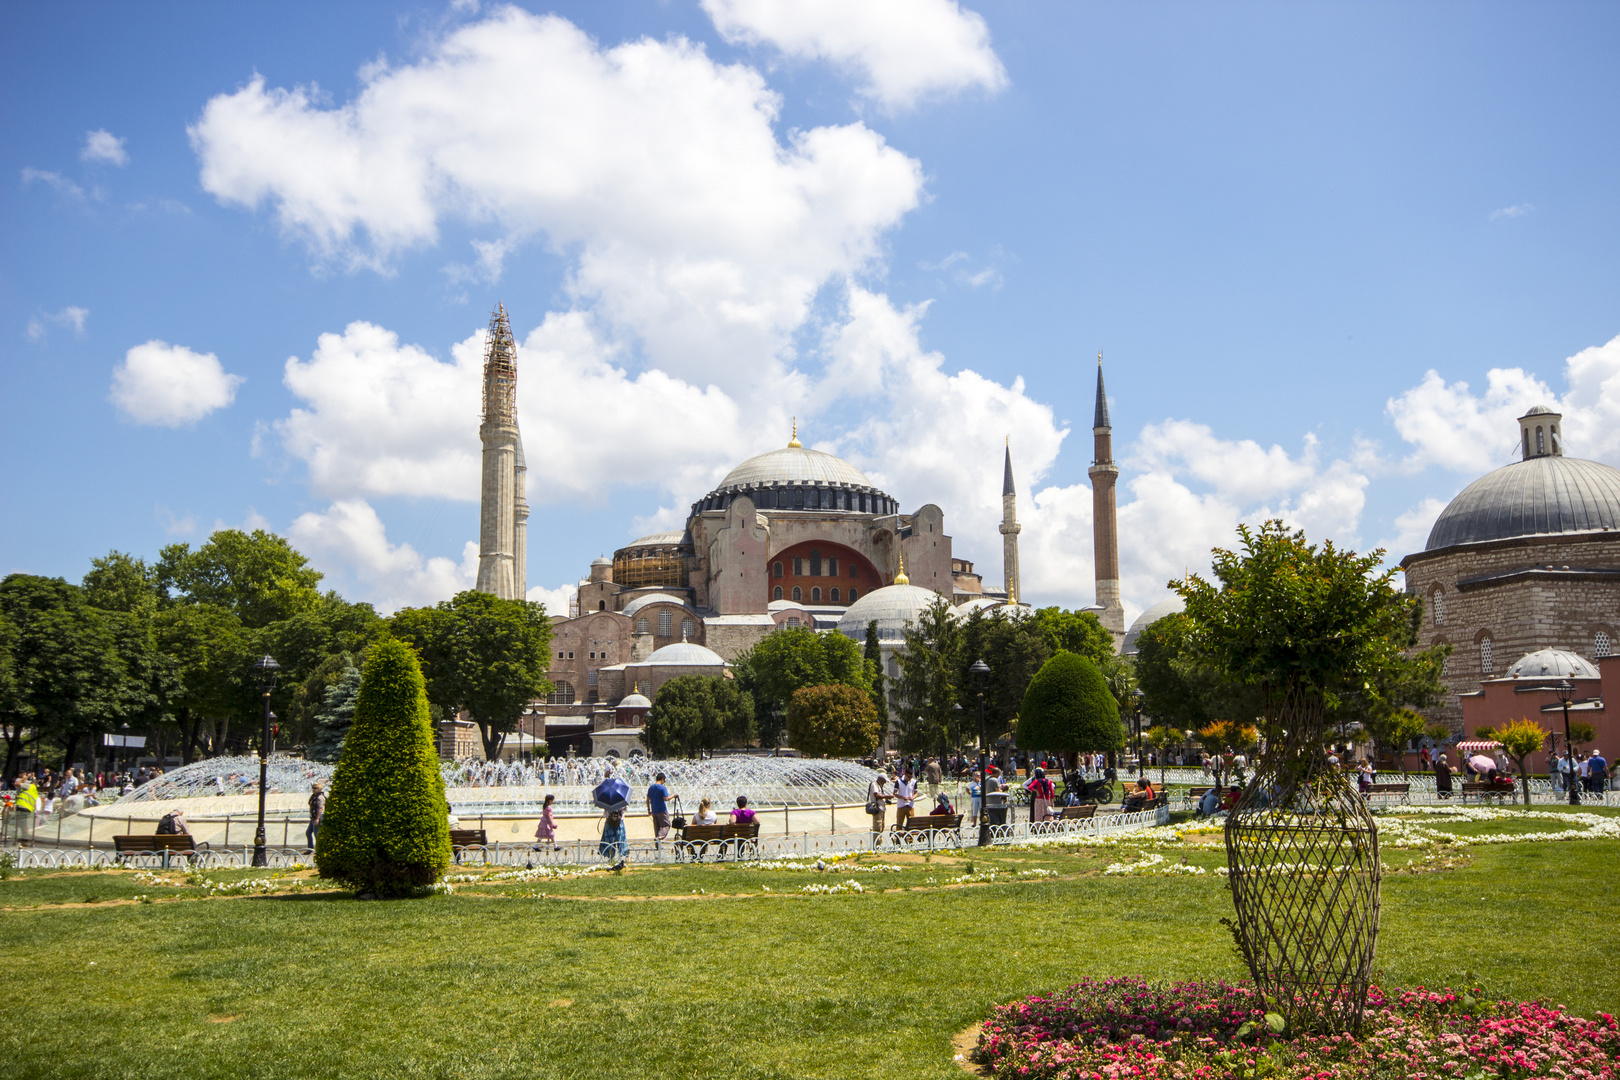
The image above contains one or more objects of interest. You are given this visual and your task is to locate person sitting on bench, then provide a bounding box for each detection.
[930,792,954,816]
[730,796,757,824]
[156,809,187,835]
[1122,778,1155,811]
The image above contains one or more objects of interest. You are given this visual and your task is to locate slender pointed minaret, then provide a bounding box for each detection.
[999,438,1021,603]
[476,303,523,600]
[1088,352,1125,644]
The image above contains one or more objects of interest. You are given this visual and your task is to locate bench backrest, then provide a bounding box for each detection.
[680,822,758,841]
[906,814,963,830]
[114,834,195,852]
[449,829,488,847]
[1060,805,1097,819]
[1367,783,1409,793]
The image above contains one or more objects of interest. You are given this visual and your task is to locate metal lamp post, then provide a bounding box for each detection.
[970,659,990,846]
[1549,678,1579,806]
[1130,687,1145,777]
[949,702,963,787]
[251,654,281,867]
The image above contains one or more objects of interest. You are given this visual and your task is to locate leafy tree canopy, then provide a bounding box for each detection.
[641,675,756,758]
[1018,651,1124,756]
[157,529,323,628]
[956,607,1050,749]
[892,595,962,753]
[785,683,881,759]
[1032,607,1116,667]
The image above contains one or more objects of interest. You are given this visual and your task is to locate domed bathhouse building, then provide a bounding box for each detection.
[1401,405,1620,733]
[528,425,1031,753]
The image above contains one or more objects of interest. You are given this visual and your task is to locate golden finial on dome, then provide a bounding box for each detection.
[894,546,910,586]
[788,417,801,448]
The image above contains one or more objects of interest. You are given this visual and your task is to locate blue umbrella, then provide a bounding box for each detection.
[592,776,631,812]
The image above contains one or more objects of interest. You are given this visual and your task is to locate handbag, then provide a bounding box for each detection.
[671,813,687,829]
[865,799,881,815]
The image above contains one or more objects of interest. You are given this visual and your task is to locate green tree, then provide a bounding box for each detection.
[892,595,961,753]
[1478,718,1549,806]
[309,666,362,763]
[785,684,881,759]
[1365,707,1426,778]
[389,590,553,759]
[733,627,869,747]
[315,638,451,895]
[1018,652,1124,763]
[955,607,1051,755]
[641,675,756,758]
[1032,606,1117,667]
[157,529,324,628]
[863,621,889,732]
[152,602,251,762]
[1175,521,1448,726]
[1143,724,1182,786]
[0,576,128,780]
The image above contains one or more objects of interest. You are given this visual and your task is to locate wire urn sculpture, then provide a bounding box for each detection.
[1224,695,1381,1032]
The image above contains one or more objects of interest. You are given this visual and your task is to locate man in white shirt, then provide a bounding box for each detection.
[892,770,917,831]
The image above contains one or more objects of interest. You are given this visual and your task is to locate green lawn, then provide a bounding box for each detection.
[1,811,1615,1080]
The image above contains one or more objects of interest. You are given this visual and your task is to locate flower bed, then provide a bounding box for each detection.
[971,977,1618,1079]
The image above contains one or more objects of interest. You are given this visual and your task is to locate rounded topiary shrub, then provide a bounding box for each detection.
[315,637,451,896]
[1019,651,1124,756]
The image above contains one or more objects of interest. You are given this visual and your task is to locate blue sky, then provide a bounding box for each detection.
[3,1,1618,620]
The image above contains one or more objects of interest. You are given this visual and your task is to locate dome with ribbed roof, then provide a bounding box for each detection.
[1122,596,1187,655]
[1504,648,1600,680]
[690,430,897,518]
[836,584,944,642]
[636,642,727,667]
[1425,456,1620,551]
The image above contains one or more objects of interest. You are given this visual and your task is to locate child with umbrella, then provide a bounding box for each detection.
[593,773,631,868]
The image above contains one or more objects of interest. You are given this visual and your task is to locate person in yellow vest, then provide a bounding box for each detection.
[13,774,39,845]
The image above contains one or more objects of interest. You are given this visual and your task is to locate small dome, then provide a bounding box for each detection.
[590,555,612,567]
[617,692,652,709]
[621,593,688,618]
[639,642,727,666]
[1524,404,1560,416]
[1122,596,1187,655]
[1505,649,1600,680]
[836,583,945,642]
[1425,456,1620,551]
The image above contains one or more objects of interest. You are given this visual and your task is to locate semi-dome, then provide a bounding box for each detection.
[1425,456,1620,551]
[1504,648,1600,680]
[836,583,944,642]
[620,593,688,618]
[637,641,727,666]
[690,430,897,518]
[1122,596,1187,655]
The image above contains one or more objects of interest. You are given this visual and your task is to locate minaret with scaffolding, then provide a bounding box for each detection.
[476,303,526,601]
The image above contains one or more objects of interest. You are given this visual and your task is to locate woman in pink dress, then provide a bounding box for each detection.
[535,793,558,849]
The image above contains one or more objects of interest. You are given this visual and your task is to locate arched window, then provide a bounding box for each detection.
[635,618,649,634]
[812,587,822,602]
[547,681,576,705]
[657,611,672,637]
[828,557,838,576]
[830,587,840,602]
[1597,631,1612,658]
[597,600,606,611]
[792,586,802,602]
[773,561,783,578]
[682,619,694,640]
[1431,589,1445,627]
[1551,425,1560,453]
[773,586,783,601]
[786,617,801,628]
[1523,429,1531,458]
[848,588,857,602]
[793,557,804,576]
[1536,426,1545,455]
[1479,638,1494,674]
[793,488,805,509]
[810,549,822,576]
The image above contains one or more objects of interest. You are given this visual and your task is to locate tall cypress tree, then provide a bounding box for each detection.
[863,619,889,730]
[315,638,450,896]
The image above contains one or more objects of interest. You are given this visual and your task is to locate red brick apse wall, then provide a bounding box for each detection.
[768,541,881,606]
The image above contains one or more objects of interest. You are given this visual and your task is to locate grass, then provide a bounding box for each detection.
[0,810,1615,1080]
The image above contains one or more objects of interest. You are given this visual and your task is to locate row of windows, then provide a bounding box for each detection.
[774,585,857,604]
[1475,631,1612,674]
[1525,423,1560,457]
[773,553,859,578]
[631,613,695,638]
[693,487,897,516]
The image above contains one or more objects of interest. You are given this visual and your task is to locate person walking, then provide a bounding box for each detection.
[646,772,673,841]
[535,793,558,850]
[306,781,326,851]
[598,807,627,866]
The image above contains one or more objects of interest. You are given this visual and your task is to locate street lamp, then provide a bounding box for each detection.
[251,654,281,867]
[949,702,963,784]
[1130,687,1145,777]
[1546,678,1580,806]
[970,659,990,847]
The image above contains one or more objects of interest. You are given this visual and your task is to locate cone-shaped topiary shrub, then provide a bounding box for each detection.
[315,637,451,895]
[1019,651,1124,756]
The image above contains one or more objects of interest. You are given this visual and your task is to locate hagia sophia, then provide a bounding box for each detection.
[471,305,1620,759]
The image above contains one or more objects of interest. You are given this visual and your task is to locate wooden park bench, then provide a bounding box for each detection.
[1059,804,1098,820]
[449,828,488,863]
[901,813,964,843]
[675,821,760,861]
[1184,787,1213,810]
[1364,782,1411,805]
[113,833,201,866]
[1461,782,1514,804]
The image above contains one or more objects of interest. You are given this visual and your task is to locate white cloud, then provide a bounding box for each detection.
[1386,333,1620,475]
[81,129,129,166]
[110,340,243,426]
[704,0,1007,111]
[27,307,88,342]
[527,580,584,617]
[1489,203,1533,221]
[190,7,921,387]
[1380,496,1448,564]
[917,249,1003,289]
[20,168,86,199]
[288,500,479,614]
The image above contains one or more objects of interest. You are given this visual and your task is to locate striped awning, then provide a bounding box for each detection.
[1456,740,1501,754]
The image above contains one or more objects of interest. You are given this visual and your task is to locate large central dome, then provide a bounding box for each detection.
[691,432,896,518]
[1426,455,1620,551]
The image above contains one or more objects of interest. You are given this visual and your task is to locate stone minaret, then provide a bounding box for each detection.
[999,439,1021,603]
[1088,353,1125,643]
[476,303,524,600]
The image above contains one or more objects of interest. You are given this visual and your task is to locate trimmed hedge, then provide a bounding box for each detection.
[1019,651,1124,755]
[315,637,451,895]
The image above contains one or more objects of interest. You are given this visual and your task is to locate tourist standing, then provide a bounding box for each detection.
[1434,754,1453,799]
[13,774,38,845]
[1589,748,1607,792]
[1025,767,1054,822]
[924,758,943,806]
[892,770,916,831]
[536,793,558,849]
[867,770,891,841]
[598,808,627,865]
[968,772,982,826]
[306,781,326,851]
[646,772,673,841]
